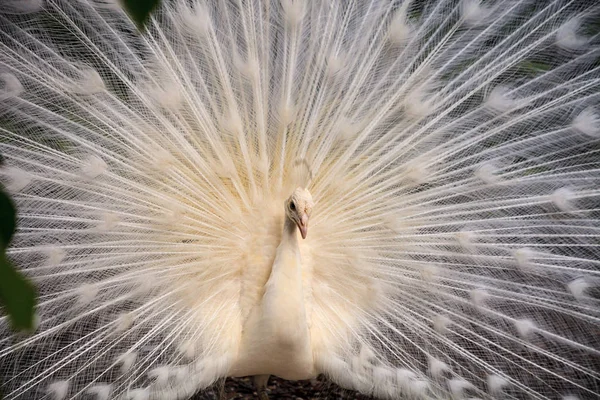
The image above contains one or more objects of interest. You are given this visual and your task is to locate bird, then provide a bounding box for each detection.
[0,0,599,399]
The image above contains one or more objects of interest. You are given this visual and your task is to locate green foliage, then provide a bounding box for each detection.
[121,0,162,29]
[0,187,15,249]
[0,253,36,332]
[0,184,36,332]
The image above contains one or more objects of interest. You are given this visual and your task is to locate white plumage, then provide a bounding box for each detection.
[0,0,599,399]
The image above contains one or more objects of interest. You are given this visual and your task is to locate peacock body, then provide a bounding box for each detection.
[0,0,599,399]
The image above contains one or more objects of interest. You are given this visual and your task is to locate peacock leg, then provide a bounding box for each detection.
[253,375,270,400]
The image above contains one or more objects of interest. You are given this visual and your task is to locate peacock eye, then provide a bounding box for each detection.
[290,202,296,211]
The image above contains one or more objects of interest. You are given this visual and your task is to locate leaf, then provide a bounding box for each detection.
[0,188,16,248]
[0,253,36,331]
[121,0,161,29]
[0,185,36,332]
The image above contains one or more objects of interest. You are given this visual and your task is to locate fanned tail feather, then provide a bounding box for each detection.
[1,0,599,399]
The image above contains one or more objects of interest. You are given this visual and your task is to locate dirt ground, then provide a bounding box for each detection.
[191,375,376,400]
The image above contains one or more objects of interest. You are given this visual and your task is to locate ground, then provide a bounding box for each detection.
[191,375,376,400]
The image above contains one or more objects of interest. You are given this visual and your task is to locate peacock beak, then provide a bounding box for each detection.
[298,213,309,239]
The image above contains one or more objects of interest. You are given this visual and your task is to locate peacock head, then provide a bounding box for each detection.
[286,187,314,239]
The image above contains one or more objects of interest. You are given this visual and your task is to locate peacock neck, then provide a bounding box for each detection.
[267,215,302,285]
[281,216,300,249]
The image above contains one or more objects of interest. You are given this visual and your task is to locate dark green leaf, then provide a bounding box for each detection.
[121,0,161,29]
[0,253,36,331]
[0,188,16,249]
